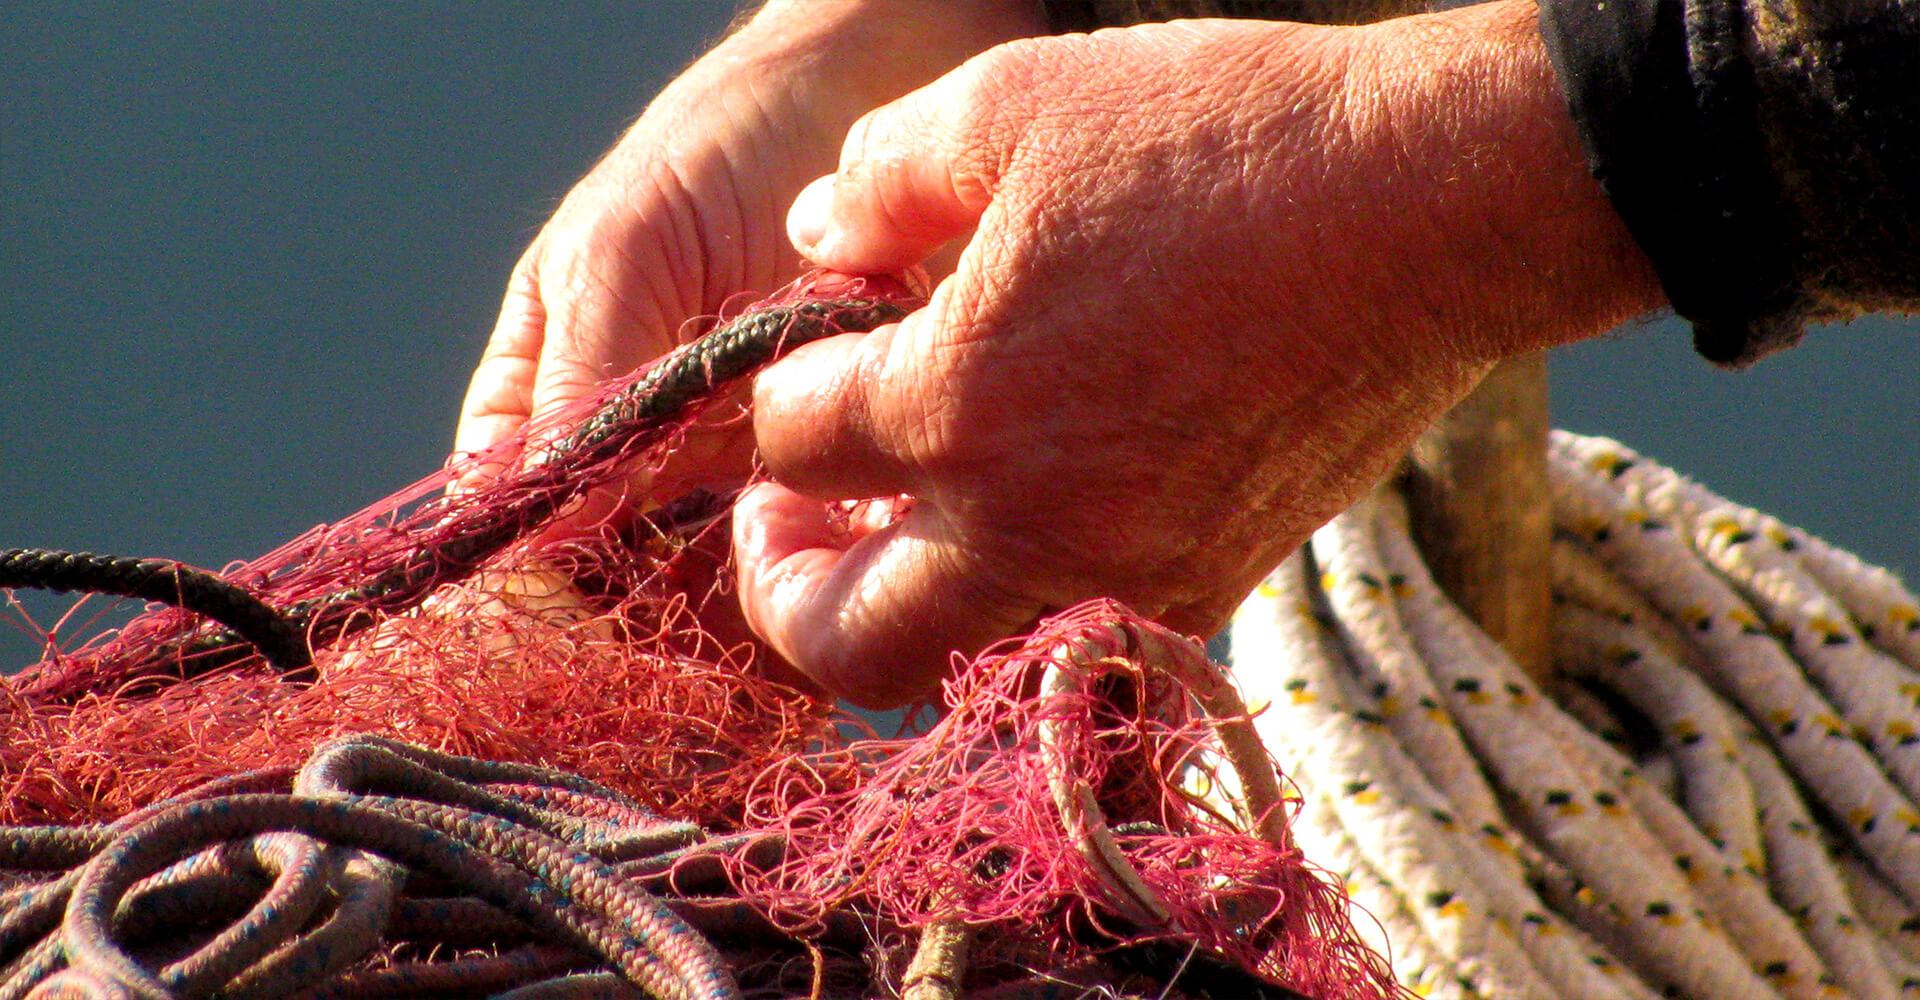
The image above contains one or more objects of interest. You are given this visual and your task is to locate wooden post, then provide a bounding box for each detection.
[1252,0,1559,684]
[1405,353,1554,683]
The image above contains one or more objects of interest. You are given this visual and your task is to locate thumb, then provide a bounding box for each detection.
[739,294,1040,706]
[787,56,1012,273]
[452,258,546,484]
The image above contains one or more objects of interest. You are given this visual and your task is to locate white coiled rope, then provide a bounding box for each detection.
[1230,431,1920,999]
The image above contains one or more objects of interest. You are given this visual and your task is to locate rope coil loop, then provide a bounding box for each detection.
[0,736,743,1000]
[1037,612,1299,929]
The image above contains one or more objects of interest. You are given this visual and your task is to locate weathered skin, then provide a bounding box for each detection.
[453,1,1040,491]
[739,4,1664,706]
[460,1,1667,707]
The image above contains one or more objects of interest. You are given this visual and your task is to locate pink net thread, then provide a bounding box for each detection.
[1,272,1402,999]
[731,602,1399,996]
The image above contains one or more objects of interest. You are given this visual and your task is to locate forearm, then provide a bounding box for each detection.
[1229,0,1666,364]
[1040,0,1666,361]
[1056,0,1920,369]
[1359,0,1667,359]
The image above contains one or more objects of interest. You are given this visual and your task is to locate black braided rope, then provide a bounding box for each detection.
[1109,939,1317,1000]
[563,298,901,455]
[271,296,908,654]
[11,295,909,689]
[0,548,310,675]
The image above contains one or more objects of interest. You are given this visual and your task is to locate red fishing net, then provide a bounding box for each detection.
[0,273,1401,999]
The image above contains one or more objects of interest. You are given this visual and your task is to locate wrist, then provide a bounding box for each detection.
[1347,0,1665,362]
[738,0,1049,114]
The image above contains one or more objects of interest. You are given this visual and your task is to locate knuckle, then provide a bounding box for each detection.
[793,630,899,709]
[839,107,884,170]
[947,42,1035,149]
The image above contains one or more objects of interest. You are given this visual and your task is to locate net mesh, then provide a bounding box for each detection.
[0,272,1395,999]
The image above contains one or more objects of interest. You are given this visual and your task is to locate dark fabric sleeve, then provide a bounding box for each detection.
[1539,0,1920,367]
[1042,0,1419,31]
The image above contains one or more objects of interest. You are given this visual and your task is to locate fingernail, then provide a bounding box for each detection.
[787,175,835,255]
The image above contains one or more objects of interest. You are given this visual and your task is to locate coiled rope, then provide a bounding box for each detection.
[0,629,1347,999]
[0,735,750,1000]
[1230,431,1920,1000]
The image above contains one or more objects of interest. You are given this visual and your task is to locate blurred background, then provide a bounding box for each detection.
[3,4,1913,670]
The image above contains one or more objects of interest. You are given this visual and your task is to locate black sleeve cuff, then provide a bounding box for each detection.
[1537,0,1809,367]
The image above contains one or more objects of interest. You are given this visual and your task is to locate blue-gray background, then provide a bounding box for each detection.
[2,5,1913,669]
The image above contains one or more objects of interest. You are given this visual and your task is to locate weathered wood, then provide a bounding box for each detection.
[1405,353,1553,683]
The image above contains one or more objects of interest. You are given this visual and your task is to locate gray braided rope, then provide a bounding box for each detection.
[0,738,746,1000]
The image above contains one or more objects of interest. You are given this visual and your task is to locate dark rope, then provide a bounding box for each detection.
[281,297,908,647]
[8,295,909,689]
[1108,940,1318,1000]
[0,549,309,676]
[0,736,752,1000]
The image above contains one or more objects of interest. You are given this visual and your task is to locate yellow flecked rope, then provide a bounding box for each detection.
[1230,432,1920,1000]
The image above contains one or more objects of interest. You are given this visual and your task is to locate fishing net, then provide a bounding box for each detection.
[0,271,921,828]
[6,269,1917,999]
[0,272,1393,999]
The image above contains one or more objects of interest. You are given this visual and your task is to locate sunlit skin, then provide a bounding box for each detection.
[455,2,1040,487]
[458,1,1665,708]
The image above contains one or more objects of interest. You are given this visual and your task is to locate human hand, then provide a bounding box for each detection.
[452,1,1044,491]
[734,1,1664,707]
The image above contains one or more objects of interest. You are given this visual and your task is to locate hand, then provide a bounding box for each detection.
[734,1,1664,707]
[452,1,1045,490]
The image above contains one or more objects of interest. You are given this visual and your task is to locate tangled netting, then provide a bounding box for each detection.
[9,268,1917,998]
[1234,432,1920,1000]
[2,271,923,828]
[0,615,1380,1000]
[1,272,1395,999]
